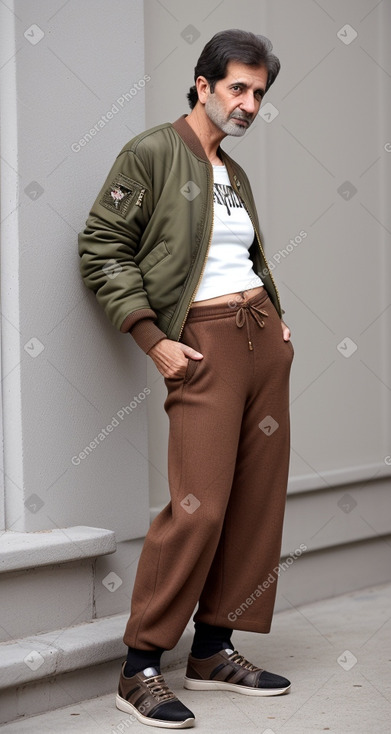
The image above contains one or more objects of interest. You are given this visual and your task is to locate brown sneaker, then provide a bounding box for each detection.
[116,663,195,728]
[184,649,291,696]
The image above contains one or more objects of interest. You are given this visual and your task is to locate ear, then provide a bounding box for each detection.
[195,75,210,105]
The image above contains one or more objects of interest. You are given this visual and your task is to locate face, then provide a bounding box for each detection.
[203,61,268,137]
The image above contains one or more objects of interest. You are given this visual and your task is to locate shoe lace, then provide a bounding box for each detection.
[229,651,259,672]
[145,674,175,702]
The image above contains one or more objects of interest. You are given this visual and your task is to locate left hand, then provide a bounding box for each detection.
[281,319,291,341]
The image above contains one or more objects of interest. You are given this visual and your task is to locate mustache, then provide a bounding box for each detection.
[229,111,254,122]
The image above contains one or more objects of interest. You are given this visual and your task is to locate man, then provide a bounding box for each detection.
[79,29,293,729]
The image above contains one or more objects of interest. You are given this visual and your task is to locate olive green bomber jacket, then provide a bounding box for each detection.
[78,115,282,353]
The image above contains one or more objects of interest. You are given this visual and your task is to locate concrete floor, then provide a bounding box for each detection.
[1,582,390,733]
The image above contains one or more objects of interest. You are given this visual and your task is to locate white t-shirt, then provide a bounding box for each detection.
[193,164,263,302]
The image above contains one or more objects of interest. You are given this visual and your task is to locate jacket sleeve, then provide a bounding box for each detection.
[78,149,167,352]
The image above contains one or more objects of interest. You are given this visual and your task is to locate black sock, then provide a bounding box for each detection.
[190,622,233,659]
[123,646,165,678]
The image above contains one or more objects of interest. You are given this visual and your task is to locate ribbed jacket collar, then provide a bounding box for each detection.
[171,114,240,190]
[172,114,217,163]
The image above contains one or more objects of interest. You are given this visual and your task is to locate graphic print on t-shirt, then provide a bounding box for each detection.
[192,163,263,301]
[213,183,243,216]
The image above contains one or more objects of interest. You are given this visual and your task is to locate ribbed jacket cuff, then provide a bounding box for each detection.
[131,319,167,354]
[120,308,156,333]
[121,309,166,354]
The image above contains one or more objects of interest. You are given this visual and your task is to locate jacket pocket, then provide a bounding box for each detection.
[138,240,170,276]
[99,173,146,218]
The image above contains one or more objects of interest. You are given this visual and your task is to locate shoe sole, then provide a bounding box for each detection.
[183,677,291,697]
[116,694,195,728]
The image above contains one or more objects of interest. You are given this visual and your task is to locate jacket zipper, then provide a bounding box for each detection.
[177,168,215,340]
[233,174,282,316]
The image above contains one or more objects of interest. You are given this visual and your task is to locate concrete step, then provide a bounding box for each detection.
[0,525,119,724]
[0,559,98,642]
[0,613,192,726]
[0,526,116,642]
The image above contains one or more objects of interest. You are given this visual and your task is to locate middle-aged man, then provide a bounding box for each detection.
[79,29,294,729]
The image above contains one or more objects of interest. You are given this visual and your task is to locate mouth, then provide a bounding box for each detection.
[230,116,251,126]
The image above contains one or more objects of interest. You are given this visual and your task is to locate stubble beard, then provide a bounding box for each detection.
[205,94,254,137]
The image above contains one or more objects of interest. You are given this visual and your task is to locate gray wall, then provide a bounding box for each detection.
[1,0,150,542]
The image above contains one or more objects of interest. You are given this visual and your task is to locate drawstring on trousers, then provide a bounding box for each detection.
[235,302,268,350]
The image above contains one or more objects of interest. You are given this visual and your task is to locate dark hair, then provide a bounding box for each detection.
[187,29,280,109]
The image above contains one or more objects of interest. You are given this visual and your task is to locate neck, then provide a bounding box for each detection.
[185,104,226,164]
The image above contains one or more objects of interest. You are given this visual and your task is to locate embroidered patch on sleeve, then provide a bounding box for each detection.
[100,173,145,217]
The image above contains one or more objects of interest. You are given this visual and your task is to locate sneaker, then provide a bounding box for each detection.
[116,663,195,728]
[184,648,291,696]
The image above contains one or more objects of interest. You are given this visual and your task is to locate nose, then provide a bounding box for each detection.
[239,90,258,115]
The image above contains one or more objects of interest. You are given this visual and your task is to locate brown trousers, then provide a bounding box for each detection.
[124,289,294,650]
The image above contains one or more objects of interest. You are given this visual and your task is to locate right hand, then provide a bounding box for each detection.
[148,338,203,379]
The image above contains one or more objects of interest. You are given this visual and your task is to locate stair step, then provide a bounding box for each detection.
[0,614,192,725]
[0,560,96,643]
[0,526,117,642]
[0,613,127,690]
[0,526,116,574]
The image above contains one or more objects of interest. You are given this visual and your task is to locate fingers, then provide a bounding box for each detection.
[148,339,202,379]
[179,344,204,360]
[281,320,291,342]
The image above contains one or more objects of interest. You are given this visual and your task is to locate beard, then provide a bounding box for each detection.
[205,94,255,137]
